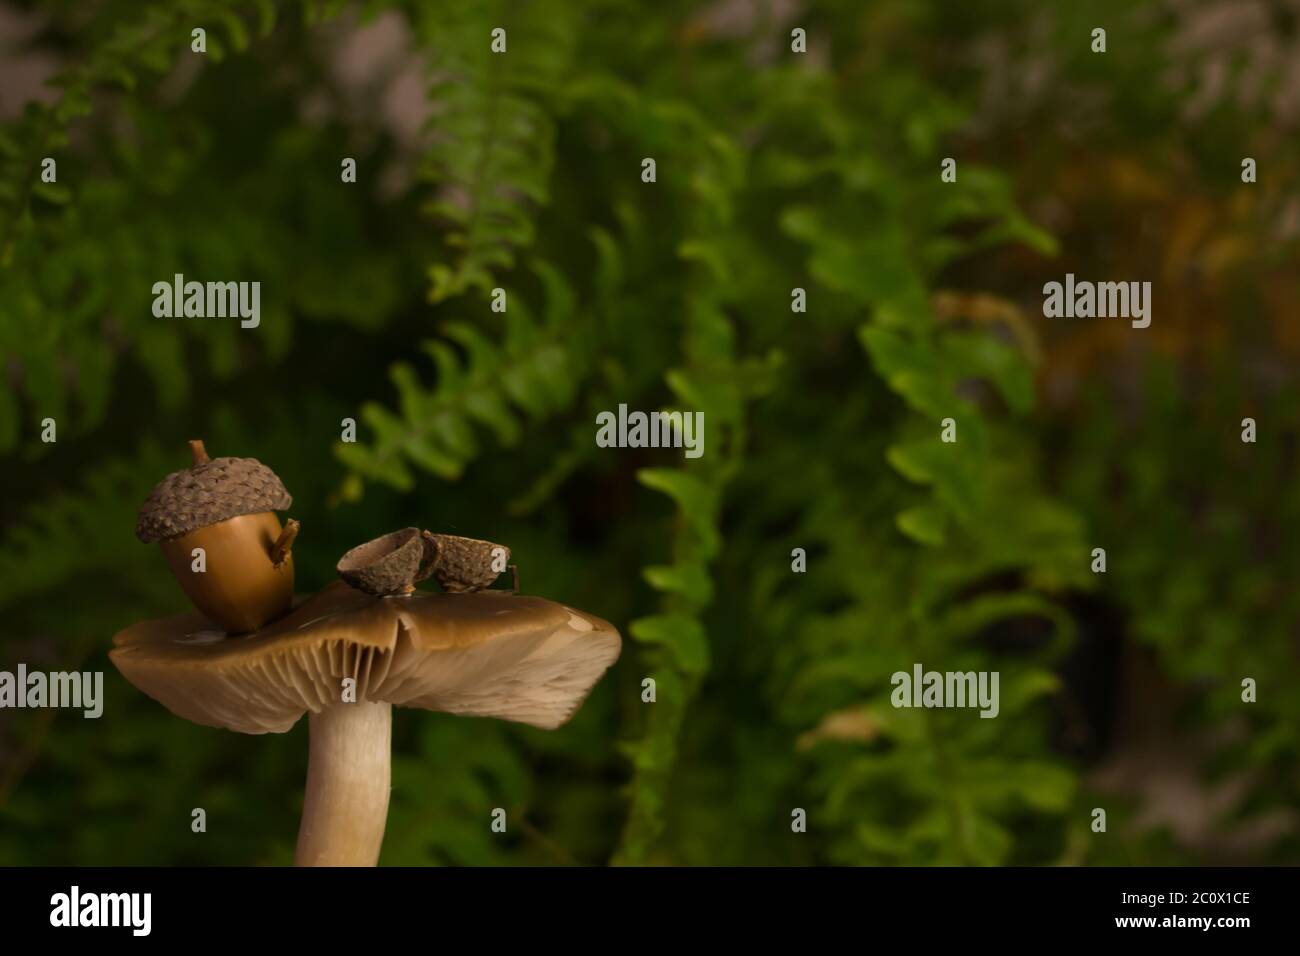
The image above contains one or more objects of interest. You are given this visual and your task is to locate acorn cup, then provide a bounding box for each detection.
[336,528,435,597]
[422,532,514,593]
[136,440,299,634]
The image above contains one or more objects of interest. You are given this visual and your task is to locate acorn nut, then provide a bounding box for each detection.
[136,440,298,634]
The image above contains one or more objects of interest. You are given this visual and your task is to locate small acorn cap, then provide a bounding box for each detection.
[110,581,621,865]
[337,528,430,596]
[136,440,292,544]
[424,532,510,592]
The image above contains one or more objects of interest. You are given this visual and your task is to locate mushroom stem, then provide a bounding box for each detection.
[295,699,392,866]
[189,439,210,466]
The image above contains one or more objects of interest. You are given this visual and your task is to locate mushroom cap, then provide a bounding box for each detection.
[109,581,621,733]
[136,456,292,543]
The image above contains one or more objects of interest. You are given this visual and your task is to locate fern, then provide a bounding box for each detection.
[0,440,179,610]
[336,262,590,493]
[612,324,769,864]
[611,93,781,862]
[688,41,1092,864]
[0,0,281,263]
[1060,362,1300,856]
[0,2,388,453]
[408,0,576,302]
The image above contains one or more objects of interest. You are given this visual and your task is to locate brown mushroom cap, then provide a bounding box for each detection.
[110,581,621,733]
[136,455,292,544]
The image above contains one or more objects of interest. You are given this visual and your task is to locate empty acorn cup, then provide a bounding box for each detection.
[422,532,514,592]
[337,528,435,597]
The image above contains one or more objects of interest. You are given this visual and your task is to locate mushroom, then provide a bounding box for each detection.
[109,580,620,865]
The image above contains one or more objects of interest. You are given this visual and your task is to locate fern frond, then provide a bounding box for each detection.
[0,2,376,454]
[0,440,176,610]
[0,0,284,263]
[336,262,590,491]
[410,0,576,302]
[612,114,782,859]
[0,119,406,453]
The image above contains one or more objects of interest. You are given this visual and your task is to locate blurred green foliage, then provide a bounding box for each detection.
[0,0,1295,865]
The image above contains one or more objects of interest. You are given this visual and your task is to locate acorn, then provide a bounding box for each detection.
[421,532,515,593]
[136,440,299,634]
